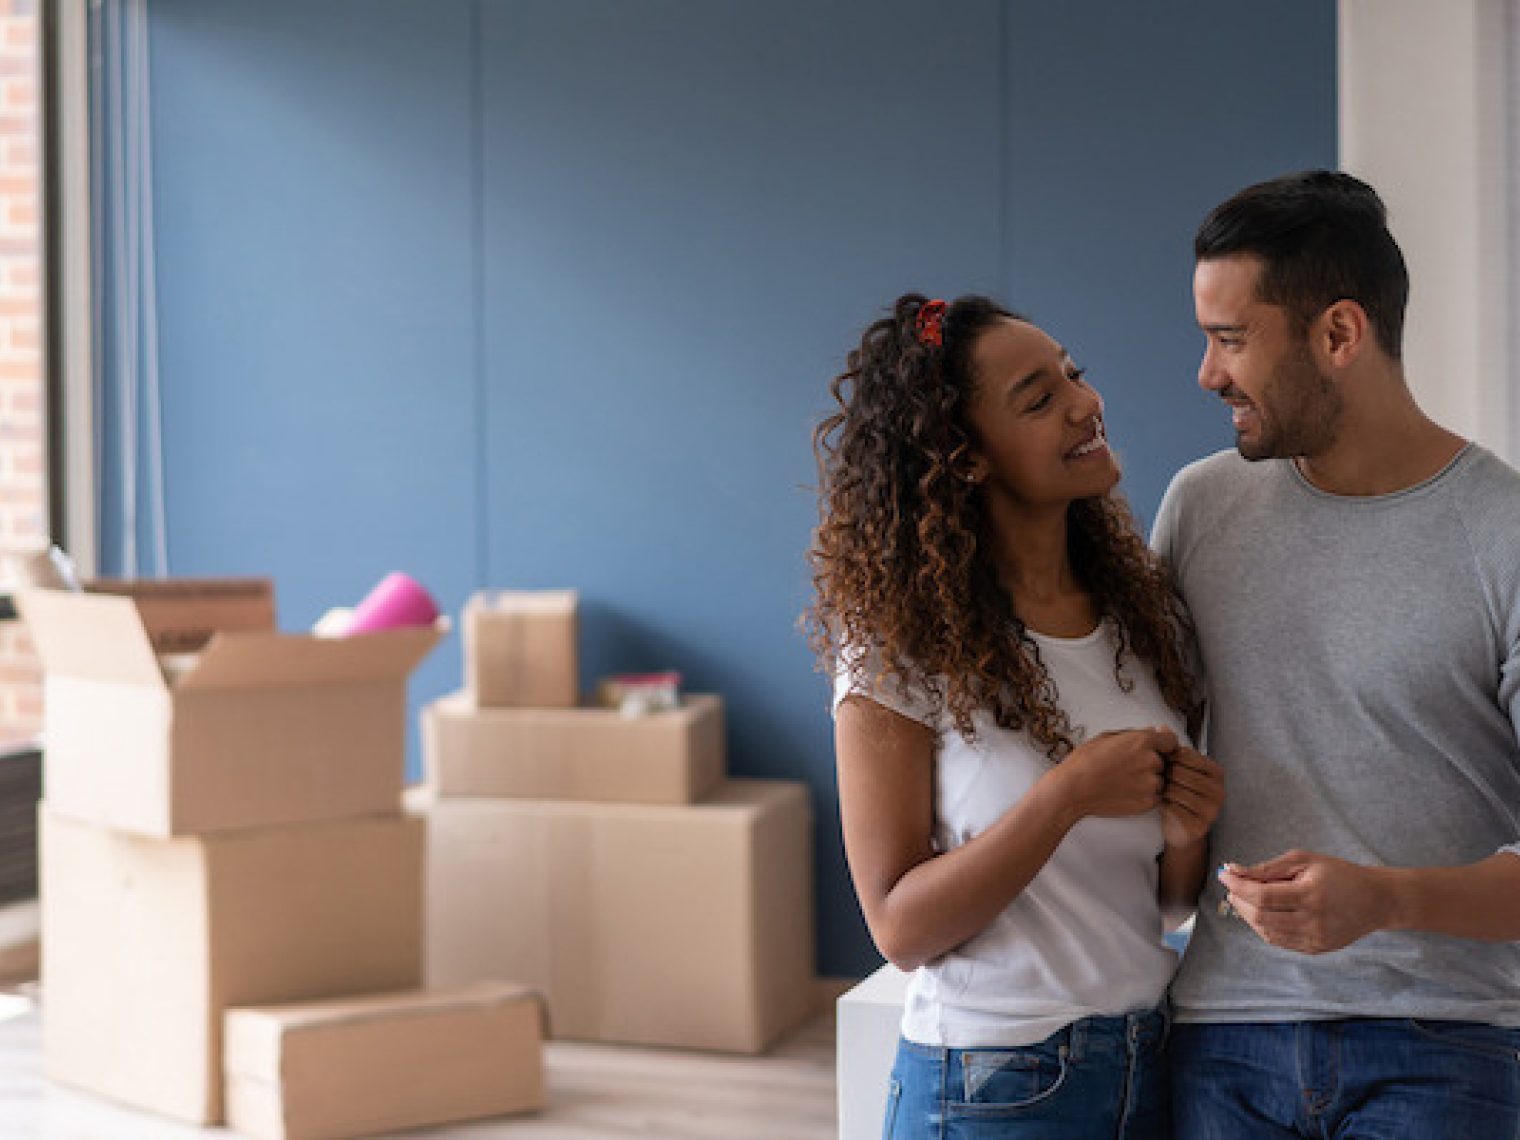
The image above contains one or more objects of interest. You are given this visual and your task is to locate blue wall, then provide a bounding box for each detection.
[98,0,1335,976]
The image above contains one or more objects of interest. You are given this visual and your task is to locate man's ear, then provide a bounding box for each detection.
[1317,300,1371,368]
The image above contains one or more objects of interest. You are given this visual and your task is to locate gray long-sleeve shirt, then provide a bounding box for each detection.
[1153,443,1520,1025]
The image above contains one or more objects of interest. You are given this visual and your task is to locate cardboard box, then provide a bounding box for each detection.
[417,779,817,1053]
[225,982,546,1140]
[87,576,279,651]
[837,965,911,1140]
[463,589,578,708]
[41,807,424,1125]
[423,691,724,805]
[17,580,443,837]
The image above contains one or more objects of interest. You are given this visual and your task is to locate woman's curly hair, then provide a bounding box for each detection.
[805,293,1200,759]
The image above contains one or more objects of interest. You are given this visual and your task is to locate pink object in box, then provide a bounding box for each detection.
[346,572,440,635]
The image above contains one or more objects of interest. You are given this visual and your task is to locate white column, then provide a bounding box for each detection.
[55,0,97,573]
[1339,0,1511,460]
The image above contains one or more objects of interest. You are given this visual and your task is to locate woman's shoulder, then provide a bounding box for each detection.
[832,642,942,728]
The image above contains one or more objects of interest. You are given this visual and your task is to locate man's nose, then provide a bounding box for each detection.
[1198,345,1227,393]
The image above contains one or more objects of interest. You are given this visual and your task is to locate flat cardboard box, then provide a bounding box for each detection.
[41,807,424,1125]
[423,691,724,805]
[837,965,912,1140]
[464,589,578,708]
[225,982,546,1140]
[17,580,443,837]
[417,779,816,1053]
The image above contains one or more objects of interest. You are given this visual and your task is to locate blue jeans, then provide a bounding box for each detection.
[883,1007,1170,1139]
[1172,1020,1520,1139]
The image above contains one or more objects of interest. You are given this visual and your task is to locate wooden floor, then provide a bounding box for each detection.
[0,983,840,1139]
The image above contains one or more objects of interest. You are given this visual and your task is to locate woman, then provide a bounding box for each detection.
[807,294,1223,1138]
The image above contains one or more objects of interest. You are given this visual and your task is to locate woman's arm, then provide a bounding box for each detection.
[836,695,1175,970]
[1156,746,1225,929]
[1158,839,1211,931]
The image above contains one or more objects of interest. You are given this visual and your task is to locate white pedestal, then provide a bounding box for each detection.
[836,964,911,1140]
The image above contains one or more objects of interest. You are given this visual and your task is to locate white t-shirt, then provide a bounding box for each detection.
[834,619,1186,1048]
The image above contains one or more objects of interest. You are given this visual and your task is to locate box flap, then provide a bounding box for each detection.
[222,1008,285,1087]
[432,690,718,725]
[175,622,446,691]
[466,588,578,616]
[15,588,165,687]
[89,578,275,653]
[228,982,544,1040]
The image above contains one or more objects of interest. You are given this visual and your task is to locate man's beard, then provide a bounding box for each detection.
[1238,342,1342,461]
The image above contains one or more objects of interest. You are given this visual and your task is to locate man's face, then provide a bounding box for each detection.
[1193,254,1341,461]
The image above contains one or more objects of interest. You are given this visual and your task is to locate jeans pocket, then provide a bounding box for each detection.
[881,1078,902,1140]
[953,1041,1069,1116]
[1407,1019,1520,1064]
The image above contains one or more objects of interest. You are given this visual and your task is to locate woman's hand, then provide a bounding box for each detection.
[1156,745,1224,926]
[1047,727,1176,824]
[1160,746,1224,849]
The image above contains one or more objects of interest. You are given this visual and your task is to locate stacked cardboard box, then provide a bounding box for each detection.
[224,982,545,1140]
[462,589,579,708]
[20,580,546,1133]
[418,590,818,1053]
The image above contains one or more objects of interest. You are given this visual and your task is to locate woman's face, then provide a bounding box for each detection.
[964,317,1119,509]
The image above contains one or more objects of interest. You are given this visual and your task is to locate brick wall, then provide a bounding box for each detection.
[0,0,42,737]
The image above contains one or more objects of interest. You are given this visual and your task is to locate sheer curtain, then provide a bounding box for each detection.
[89,0,167,577]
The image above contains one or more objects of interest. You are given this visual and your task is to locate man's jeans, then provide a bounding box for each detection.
[1172,1019,1520,1139]
[882,1007,1169,1139]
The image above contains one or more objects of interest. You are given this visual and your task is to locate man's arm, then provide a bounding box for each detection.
[1220,849,1520,954]
[1222,546,1520,955]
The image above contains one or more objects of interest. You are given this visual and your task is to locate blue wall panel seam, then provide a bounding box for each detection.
[470,0,488,587]
[996,0,1009,304]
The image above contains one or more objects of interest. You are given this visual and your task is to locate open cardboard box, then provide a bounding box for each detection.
[16,579,444,838]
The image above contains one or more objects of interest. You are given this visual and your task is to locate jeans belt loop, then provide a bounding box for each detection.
[1067,1018,1086,1064]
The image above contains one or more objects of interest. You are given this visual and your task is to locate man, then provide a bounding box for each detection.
[1154,169,1520,1138]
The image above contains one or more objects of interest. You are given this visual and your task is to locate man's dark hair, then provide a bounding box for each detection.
[1195,170,1409,359]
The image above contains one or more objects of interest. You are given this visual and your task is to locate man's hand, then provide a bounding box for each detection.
[1219,850,1399,954]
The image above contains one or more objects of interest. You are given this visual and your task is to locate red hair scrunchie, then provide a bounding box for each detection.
[915,299,947,348]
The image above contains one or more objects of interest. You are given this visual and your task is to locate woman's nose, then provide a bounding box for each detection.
[1071,381,1103,420]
